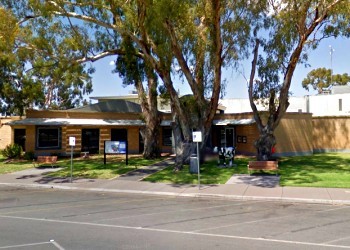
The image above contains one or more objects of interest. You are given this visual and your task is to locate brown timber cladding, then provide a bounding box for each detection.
[313,116,350,152]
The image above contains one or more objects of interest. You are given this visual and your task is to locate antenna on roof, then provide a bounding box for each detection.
[329,45,335,86]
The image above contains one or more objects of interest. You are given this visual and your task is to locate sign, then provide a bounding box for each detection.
[192,131,202,142]
[105,141,126,154]
[104,140,128,165]
[69,137,76,146]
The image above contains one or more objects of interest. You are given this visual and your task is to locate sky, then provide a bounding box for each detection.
[88,37,350,101]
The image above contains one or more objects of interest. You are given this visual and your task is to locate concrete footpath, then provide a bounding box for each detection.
[1,159,350,205]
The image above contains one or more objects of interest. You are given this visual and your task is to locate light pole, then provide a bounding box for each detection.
[329,45,335,86]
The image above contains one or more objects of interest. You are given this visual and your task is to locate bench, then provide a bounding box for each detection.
[33,156,58,168]
[80,151,89,158]
[247,161,278,175]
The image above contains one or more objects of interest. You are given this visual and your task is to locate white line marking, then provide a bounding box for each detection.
[50,239,65,250]
[1,214,350,248]
[0,241,51,249]
[323,236,350,245]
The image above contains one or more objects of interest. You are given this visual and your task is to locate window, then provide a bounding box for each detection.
[37,127,61,149]
[162,127,172,146]
[81,129,100,154]
[339,99,343,111]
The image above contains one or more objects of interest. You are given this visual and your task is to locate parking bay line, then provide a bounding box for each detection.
[1,214,350,249]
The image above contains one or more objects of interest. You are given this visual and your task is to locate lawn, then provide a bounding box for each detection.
[144,153,350,188]
[2,153,350,188]
[0,155,35,174]
[278,153,350,188]
[143,157,252,184]
[0,154,164,179]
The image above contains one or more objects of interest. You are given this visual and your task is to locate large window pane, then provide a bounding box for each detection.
[37,127,61,149]
[82,129,100,154]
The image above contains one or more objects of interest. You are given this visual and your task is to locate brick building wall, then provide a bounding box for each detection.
[0,117,21,150]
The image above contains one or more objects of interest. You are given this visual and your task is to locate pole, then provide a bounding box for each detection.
[329,45,334,86]
[104,141,106,165]
[70,146,73,183]
[197,142,200,190]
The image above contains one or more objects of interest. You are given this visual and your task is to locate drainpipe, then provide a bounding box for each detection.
[306,95,310,113]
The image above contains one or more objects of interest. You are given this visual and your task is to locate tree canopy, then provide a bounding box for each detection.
[0,3,93,115]
[302,67,350,93]
[249,0,350,160]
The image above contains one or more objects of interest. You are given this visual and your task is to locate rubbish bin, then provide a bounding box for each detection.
[189,154,198,174]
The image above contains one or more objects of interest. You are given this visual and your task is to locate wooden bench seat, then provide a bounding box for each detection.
[248,161,278,175]
[33,156,58,168]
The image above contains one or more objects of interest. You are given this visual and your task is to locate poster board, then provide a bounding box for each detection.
[104,141,128,165]
[105,141,127,154]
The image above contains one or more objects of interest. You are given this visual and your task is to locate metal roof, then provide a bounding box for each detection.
[70,100,142,113]
[7,118,145,126]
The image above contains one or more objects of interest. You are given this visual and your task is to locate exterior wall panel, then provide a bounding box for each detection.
[313,117,350,152]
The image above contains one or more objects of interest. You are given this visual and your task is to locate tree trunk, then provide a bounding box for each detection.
[141,124,160,159]
[172,117,195,171]
[255,127,276,161]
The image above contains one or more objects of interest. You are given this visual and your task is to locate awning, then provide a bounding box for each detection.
[161,119,255,126]
[160,120,172,126]
[212,119,255,126]
[7,118,145,126]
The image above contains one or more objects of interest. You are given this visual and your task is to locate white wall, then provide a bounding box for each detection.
[219,93,350,117]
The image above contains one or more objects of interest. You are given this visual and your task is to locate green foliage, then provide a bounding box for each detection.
[253,1,350,101]
[1,144,23,159]
[302,67,350,93]
[0,3,93,115]
[23,151,35,160]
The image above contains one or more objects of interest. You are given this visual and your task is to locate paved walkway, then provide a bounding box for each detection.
[0,159,350,205]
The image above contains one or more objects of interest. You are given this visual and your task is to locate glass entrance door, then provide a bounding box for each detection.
[225,128,235,148]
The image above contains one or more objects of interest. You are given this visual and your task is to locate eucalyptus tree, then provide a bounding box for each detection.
[0,4,92,115]
[302,67,350,93]
[248,0,350,160]
[0,6,43,115]
[114,36,161,158]
[18,0,258,168]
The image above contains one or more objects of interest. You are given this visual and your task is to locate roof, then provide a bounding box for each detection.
[7,118,145,126]
[70,100,142,113]
[331,85,350,95]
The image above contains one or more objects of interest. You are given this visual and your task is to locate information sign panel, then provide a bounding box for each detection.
[105,141,126,154]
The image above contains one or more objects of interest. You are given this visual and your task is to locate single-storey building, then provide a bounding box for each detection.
[5,99,314,157]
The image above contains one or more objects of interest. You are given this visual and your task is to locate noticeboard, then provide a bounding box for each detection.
[105,141,127,154]
[104,140,128,165]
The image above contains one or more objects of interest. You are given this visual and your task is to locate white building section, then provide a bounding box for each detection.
[220,86,350,117]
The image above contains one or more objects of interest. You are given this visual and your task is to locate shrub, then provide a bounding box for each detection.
[1,144,23,159]
[23,151,35,160]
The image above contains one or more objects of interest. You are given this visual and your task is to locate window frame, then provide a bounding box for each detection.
[36,126,62,149]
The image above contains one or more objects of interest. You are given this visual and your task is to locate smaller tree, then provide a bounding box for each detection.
[302,67,350,93]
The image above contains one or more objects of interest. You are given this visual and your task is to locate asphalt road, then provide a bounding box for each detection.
[1,186,350,249]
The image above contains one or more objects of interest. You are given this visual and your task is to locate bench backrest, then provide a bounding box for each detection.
[248,161,278,170]
[37,156,57,163]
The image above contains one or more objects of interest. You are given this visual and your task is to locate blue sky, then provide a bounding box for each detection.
[89,37,350,101]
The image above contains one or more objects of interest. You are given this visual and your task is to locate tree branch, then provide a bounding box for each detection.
[248,38,263,132]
